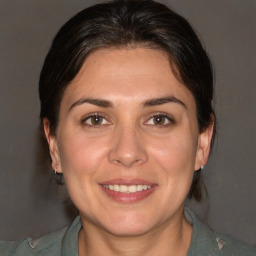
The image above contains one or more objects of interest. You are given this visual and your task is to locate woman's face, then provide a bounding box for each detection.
[45,48,212,236]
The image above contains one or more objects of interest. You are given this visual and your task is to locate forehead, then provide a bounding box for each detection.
[61,47,195,109]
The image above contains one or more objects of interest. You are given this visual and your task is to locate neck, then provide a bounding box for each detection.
[78,209,192,256]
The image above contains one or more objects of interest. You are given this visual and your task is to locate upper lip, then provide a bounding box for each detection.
[100,178,156,186]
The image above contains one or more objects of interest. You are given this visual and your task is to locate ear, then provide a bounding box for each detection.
[194,116,214,171]
[43,118,62,173]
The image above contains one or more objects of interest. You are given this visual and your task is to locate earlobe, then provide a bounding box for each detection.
[194,118,214,171]
[43,118,62,173]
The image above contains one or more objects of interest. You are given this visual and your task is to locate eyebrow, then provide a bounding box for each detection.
[69,98,113,111]
[68,96,186,112]
[143,96,187,108]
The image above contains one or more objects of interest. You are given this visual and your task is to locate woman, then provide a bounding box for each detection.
[1,0,255,255]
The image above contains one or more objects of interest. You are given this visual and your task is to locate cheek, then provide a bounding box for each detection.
[147,128,198,195]
[56,131,112,214]
[150,132,197,170]
[57,130,110,176]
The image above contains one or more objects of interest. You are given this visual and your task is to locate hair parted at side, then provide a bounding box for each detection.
[39,0,216,201]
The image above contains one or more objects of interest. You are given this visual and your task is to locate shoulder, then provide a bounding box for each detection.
[219,235,256,256]
[0,227,68,256]
[185,207,256,256]
[0,216,81,256]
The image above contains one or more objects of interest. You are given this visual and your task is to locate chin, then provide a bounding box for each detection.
[89,210,154,237]
[105,222,152,237]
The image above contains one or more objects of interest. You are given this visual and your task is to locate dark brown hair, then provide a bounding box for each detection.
[39,0,215,201]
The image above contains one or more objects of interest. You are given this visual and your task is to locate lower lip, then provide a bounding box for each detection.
[100,185,156,203]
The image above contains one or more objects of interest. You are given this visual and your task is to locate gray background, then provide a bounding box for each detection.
[0,0,255,246]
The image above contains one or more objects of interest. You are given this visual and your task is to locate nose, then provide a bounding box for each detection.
[108,125,148,168]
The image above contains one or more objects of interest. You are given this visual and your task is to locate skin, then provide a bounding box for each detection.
[44,48,213,256]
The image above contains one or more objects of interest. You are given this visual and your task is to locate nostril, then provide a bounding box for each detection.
[109,155,147,168]
[108,129,148,167]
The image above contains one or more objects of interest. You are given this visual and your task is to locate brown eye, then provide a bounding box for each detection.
[153,115,166,125]
[83,114,109,126]
[90,115,103,125]
[145,114,173,126]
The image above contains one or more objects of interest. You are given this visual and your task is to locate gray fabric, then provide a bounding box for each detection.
[1,207,255,255]
[185,207,256,256]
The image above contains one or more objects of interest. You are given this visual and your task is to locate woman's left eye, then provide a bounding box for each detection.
[145,114,173,126]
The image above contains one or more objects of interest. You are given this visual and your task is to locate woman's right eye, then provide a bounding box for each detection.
[82,114,110,127]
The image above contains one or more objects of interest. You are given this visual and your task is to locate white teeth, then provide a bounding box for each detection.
[143,185,148,190]
[128,185,137,193]
[113,184,120,192]
[103,184,152,193]
[137,185,143,191]
[120,185,128,193]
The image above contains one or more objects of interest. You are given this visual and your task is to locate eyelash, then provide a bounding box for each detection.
[145,113,175,127]
[81,113,174,128]
[81,113,111,128]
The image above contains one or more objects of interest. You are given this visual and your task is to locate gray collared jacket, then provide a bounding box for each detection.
[1,207,255,255]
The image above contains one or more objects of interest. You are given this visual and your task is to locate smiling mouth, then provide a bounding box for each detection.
[100,182,156,203]
[102,184,152,193]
